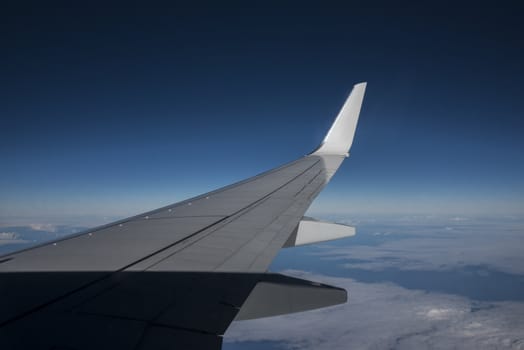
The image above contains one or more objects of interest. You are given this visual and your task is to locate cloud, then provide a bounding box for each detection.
[450,216,470,222]
[422,307,463,321]
[225,271,524,350]
[0,224,90,255]
[310,217,524,275]
[0,232,28,247]
[0,232,18,240]
[28,223,57,232]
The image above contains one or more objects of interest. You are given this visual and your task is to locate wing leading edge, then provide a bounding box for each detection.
[0,83,367,349]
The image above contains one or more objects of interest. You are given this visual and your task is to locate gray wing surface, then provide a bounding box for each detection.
[0,83,366,350]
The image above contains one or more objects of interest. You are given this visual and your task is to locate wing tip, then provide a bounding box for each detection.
[311,82,367,156]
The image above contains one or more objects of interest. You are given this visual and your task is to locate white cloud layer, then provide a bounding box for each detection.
[312,216,524,275]
[225,271,524,350]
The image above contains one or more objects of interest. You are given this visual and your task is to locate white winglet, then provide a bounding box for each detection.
[312,82,367,156]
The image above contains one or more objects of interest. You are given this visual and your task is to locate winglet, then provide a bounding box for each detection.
[312,82,367,156]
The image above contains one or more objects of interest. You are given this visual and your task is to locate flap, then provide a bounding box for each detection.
[235,273,347,320]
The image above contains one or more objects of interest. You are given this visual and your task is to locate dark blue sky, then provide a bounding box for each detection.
[1,2,523,223]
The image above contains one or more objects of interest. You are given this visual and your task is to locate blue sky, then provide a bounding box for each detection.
[1,2,523,225]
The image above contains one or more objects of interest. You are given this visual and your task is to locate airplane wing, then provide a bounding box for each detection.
[0,83,367,350]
